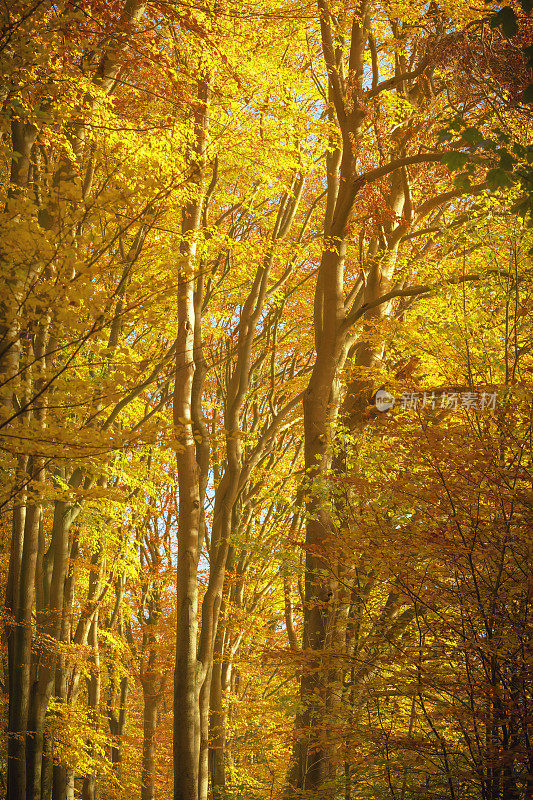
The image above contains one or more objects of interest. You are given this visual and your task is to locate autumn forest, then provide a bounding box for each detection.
[1,0,533,799]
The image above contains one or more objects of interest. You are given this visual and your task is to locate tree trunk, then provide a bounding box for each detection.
[173,70,210,800]
[41,729,53,800]
[5,456,27,798]
[82,614,101,800]
[209,633,226,800]
[141,691,159,800]
[292,2,377,792]
[298,235,350,792]
[52,764,75,800]
[198,663,212,800]
[8,489,42,800]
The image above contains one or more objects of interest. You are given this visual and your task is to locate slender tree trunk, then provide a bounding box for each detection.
[27,690,50,800]
[82,614,101,800]
[173,209,203,800]
[173,70,210,800]
[51,642,74,800]
[209,551,240,800]
[198,665,211,800]
[41,729,53,800]
[209,629,227,800]
[5,117,41,800]
[8,482,42,800]
[141,691,159,800]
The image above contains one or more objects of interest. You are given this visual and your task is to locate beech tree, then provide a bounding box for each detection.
[289,1,533,795]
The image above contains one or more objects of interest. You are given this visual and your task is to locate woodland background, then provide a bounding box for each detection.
[1,1,533,800]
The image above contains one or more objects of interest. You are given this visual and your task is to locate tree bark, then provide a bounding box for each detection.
[8,495,41,800]
[173,69,210,800]
[82,614,101,800]
[294,1,370,792]
[141,692,159,800]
